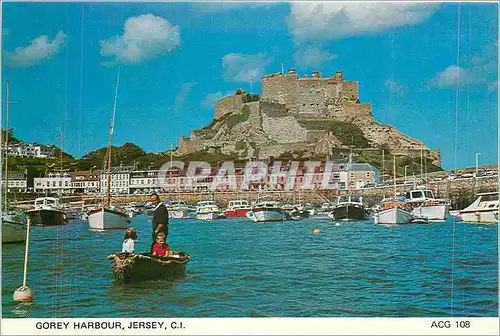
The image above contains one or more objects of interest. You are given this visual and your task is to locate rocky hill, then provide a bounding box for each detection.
[177,69,441,168]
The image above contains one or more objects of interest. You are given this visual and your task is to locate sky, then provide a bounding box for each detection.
[1,1,498,170]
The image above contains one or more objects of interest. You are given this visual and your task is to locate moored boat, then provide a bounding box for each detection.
[222,200,251,218]
[26,197,67,226]
[247,200,284,222]
[373,198,413,224]
[195,201,220,221]
[404,187,450,220]
[2,212,27,244]
[107,251,190,283]
[331,194,369,221]
[88,207,130,230]
[459,192,498,224]
[168,201,193,219]
[88,68,130,231]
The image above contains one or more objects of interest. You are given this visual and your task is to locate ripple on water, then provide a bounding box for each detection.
[1,217,498,317]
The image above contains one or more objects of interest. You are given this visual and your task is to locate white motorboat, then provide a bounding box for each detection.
[459,192,498,224]
[247,200,285,222]
[26,197,67,226]
[373,199,413,224]
[169,201,193,219]
[2,212,27,244]
[195,201,220,221]
[404,187,450,220]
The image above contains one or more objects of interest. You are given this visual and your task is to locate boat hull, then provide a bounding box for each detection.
[411,204,450,221]
[170,209,190,219]
[332,204,368,221]
[248,209,284,222]
[108,252,190,283]
[222,208,250,218]
[196,212,218,221]
[27,209,66,227]
[88,208,130,230]
[2,216,27,244]
[459,209,498,224]
[374,207,413,224]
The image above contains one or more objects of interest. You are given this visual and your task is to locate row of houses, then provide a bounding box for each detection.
[25,159,380,195]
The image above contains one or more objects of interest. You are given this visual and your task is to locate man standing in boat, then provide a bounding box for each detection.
[150,193,169,253]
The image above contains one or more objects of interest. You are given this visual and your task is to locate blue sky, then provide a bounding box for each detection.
[2,2,498,170]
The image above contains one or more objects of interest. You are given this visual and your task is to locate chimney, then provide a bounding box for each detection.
[288,68,296,75]
[312,71,321,78]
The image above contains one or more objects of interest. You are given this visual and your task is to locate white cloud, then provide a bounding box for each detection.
[428,65,470,89]
[173,82,197,111]
[384,79,407,96]
[222,53,272,83]
[287,3,438,44]
[5,31,66,67]
[428,43,497,90]
[294,46,337,68]
[201,91,233,109]
[100,14,180,64]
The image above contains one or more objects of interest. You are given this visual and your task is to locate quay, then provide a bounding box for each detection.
[9,175,497,210]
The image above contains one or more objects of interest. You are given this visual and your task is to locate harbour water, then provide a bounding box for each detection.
[2,215,498,318]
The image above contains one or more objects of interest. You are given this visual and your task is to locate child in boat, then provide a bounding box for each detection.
[152,232,170,257]
[122,227,137,254]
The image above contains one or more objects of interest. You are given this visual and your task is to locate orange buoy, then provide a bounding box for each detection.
[313,229,320,235]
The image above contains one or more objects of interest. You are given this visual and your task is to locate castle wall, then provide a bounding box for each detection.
[261,73,299,112]
[261,114,308,144]
[260,101,288,117]
[214,94,243,120]
[342,81,359,101]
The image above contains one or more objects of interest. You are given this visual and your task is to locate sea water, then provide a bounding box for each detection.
[1,214,497,317]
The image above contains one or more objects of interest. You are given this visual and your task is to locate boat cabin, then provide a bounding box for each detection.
[197,201,217,207]
[472,192,499,209]
[405,189,435,201]
[34,197,60,209]
[337,194,364,205]
[227,200,250,209]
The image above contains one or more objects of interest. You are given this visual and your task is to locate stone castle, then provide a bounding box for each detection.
[177,69,441,166]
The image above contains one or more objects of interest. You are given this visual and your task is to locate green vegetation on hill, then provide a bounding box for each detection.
[222,105,251,128]
[297,119,370,148]
[77,142,146,170]
[1,129,20,143]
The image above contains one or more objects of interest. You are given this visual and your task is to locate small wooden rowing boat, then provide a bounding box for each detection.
[107,252,190,283]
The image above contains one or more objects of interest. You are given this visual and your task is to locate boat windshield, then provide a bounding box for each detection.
[424,191,434,198]
[338,196,350,203]
[350,195,362,203]
[410,191,424,199]
[480,194,499,202]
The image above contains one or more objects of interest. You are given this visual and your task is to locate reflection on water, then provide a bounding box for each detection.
[2,215,498,318]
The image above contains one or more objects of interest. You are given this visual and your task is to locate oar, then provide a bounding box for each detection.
[13,216,34,301]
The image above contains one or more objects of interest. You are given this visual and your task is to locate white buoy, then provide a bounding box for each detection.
[13,216,34,301]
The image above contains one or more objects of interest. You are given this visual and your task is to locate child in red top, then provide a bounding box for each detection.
[152,232,170,257]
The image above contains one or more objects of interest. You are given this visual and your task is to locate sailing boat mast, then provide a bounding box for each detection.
[393,154,396,198]
[3,81,10,211]
[106,67,121,207]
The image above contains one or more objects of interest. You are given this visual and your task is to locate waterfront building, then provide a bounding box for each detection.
[129,170,162,194]
[1,170,28,193]
[99,165,134,195]
[71,170,101,194]
[34,172,73,195]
